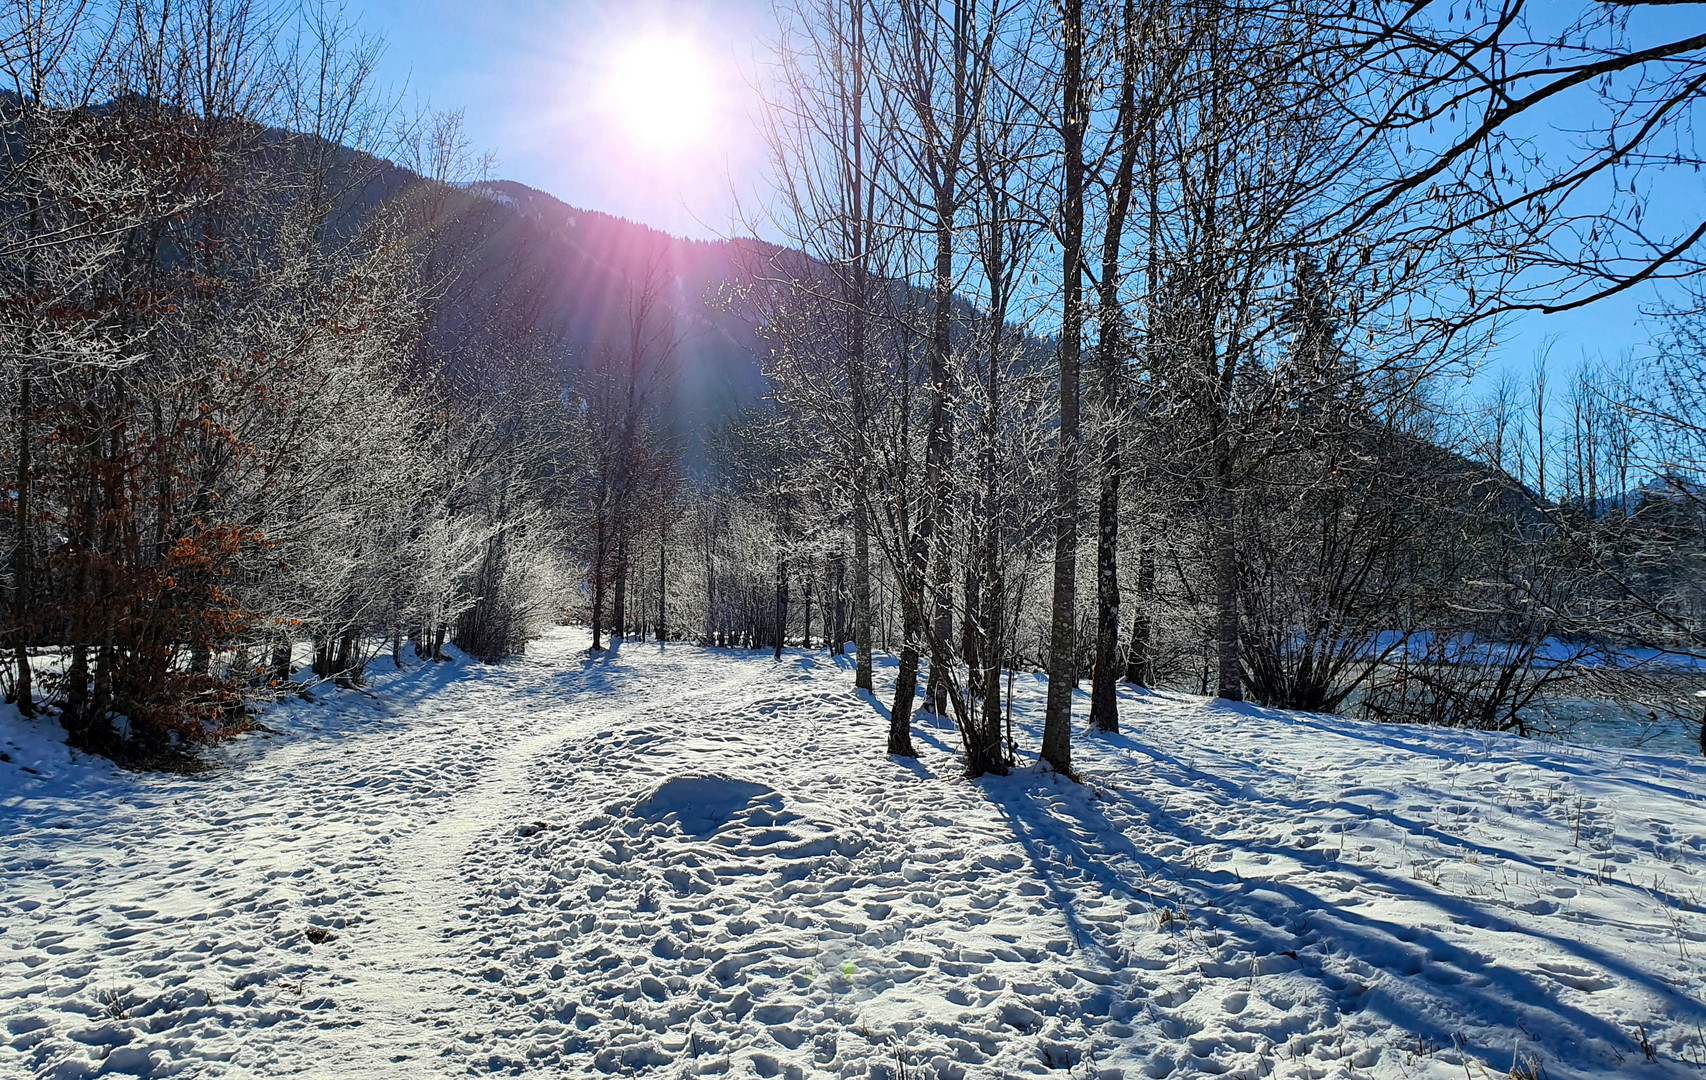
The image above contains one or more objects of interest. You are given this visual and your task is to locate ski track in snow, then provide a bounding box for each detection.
[3,627,1706,1079]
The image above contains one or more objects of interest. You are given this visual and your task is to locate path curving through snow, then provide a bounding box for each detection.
[3,627,1706,1079]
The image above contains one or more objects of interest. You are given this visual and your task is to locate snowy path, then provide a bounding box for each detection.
[3,628,1706,1079]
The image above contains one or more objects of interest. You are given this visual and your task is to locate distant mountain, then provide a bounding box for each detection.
[453,180,773,461]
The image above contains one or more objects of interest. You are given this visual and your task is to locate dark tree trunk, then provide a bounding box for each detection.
[852,483,875,690]
[1123,541,1155,686]
[612,538,629,645]
[960,561,978,672]
[64,643,92,749]
[961,515,1005,778]
[335,631,360,686]
[658,523,668,644]
[921,173,955,719]
[703,515,715,646]
[891,481,928,753]
[924,503,952,716]
[60,450,93,742]
[802,568,813,650]
[889,591,922,757]
[827,552,846,654]
[1213,484,1242,701]
[977,565,1007,775]
[1089,456,1122,730]
[845,0,876,696]
[12,370,31,717]
[970,316,1008,777]
[1089,0,1140,735]
[12,183,39,718]
[1042,0,1086,775]
[590,521,608,650]
[773,552,788,659]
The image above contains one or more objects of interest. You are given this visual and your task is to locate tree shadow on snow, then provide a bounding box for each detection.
[983,726,1705,1070]
[1099,719,1706,922]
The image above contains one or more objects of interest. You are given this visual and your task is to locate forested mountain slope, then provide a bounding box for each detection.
[429,178,772,462]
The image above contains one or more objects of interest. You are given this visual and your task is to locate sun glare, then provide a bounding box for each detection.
[603,35,719,154]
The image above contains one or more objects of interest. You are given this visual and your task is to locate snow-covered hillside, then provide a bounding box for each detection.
[3,628,1705,1079]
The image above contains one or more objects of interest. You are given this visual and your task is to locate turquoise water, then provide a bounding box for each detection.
[1528,703,1701,756]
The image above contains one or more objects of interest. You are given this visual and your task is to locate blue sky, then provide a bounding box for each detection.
[347,0,769,237]
[344,0,1683,389]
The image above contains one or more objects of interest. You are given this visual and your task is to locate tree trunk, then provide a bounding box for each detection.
[590,521,608,650]
[827,552,846,654]
[658,523,668,644]
[12,177,39,718]
[802,568,813,650]
[852,482,875,690]
[921,159,956,718]
[924,497,953,715]
[1123,540,1154,686]
[1042,0,1085,776]
[1089,457,1121,731]
[1089,0,1139,735]
[975,558,1007,776]
[962,503,1005,777]
[64,643,91,748]
[1213,484,1242,701]
[612,538,628,645]
[703,519,715,645]
[961,561,978,673]
[971,331,1007,777]
[336,630,359,686]
[889,588,922,757]
[773,551,788,660]
[845,0,876,697]
[12,370,31,717]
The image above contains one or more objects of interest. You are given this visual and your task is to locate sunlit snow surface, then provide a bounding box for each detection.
[3,628,1705,1079]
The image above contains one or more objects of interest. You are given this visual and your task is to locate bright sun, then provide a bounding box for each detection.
[604,35,719,153]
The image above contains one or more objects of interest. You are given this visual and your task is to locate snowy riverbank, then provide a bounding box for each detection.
[4,627,1705,1079]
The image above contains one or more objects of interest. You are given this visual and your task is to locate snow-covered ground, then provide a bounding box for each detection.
[3,628,1705,1079]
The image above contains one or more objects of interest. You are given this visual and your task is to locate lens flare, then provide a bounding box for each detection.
[603,34,719,153]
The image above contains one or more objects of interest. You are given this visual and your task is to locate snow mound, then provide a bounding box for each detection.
[632,775,775,835]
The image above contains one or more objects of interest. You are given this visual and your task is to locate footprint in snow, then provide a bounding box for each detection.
[1536,961,1614,992]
